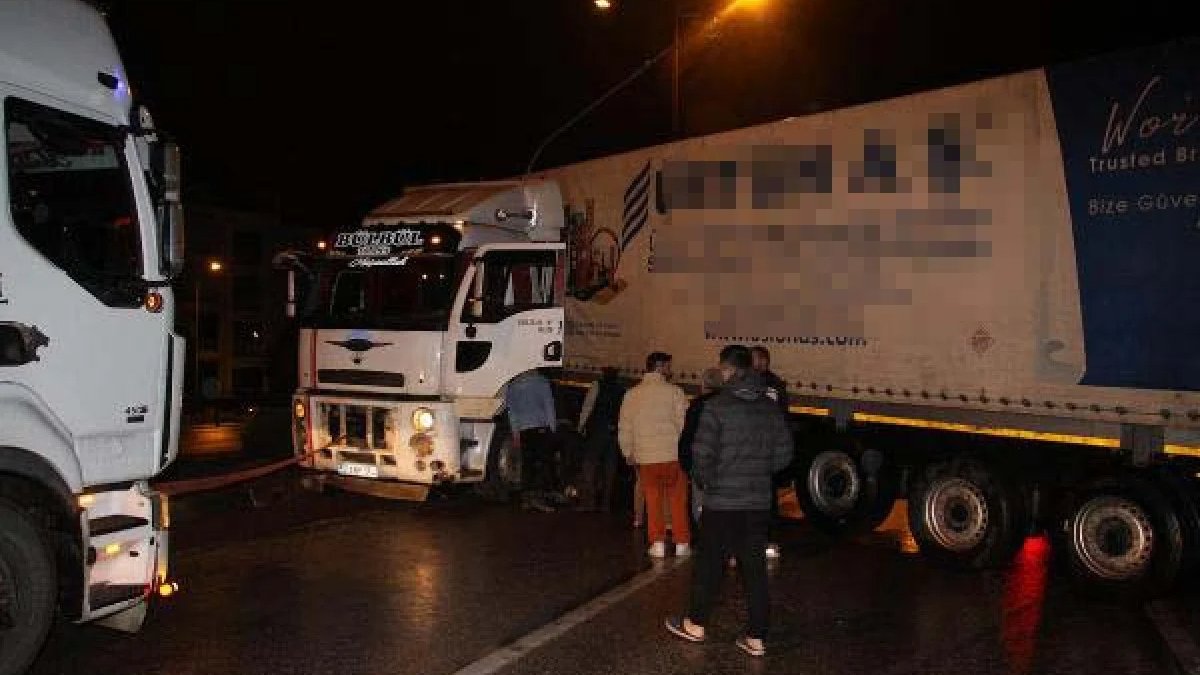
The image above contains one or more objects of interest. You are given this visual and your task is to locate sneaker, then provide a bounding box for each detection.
[648,541,667,558]
[765,543,782,559]
[675,543,692,557]
[664,616,706,643]
[736,636,766,657]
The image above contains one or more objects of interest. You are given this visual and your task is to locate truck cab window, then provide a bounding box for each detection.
[472,251,558,323]
[5,97,143,306]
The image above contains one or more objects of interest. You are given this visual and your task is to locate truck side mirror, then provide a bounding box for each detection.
[271,250,313,320]
[162,142,185,278]
[286,270,297,318]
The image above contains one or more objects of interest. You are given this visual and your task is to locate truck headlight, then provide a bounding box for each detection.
[411,407,435,432]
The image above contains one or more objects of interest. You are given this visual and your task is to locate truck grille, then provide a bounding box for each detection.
[320,403,394,450]
[318,369,405,387]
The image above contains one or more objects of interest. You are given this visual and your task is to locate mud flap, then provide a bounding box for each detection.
[95,600,147,633]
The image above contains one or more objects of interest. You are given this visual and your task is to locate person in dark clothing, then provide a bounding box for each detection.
[752,345,789,560]
[751,345,788,416]
[577,368,626,511]
[665,345,794,657]
[679,367,724,523]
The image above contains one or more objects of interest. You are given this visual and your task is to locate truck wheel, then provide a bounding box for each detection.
[796,449,897,535]
[0,501,57,675]
[1057,474,1183,597]
[908,459,1025,569]
[478,427,522,503]
[1147,466,1200,574]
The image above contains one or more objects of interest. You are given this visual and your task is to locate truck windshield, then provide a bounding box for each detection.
[312,253,467,331]
[6,98,144,306]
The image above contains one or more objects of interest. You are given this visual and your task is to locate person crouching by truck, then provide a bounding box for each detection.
[576,367,626,512]
[665,345,794,657]
[501,368,560,513]
[619,352,691,558]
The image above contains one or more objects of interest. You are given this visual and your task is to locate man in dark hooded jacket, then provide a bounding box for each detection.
[752,345,789,559]
[665,345,793,658]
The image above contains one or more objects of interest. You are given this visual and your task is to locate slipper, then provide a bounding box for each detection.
[736,636,765,657]
[664,616,706,643]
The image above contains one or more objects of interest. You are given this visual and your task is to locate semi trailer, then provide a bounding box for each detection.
[283,38,1200,595]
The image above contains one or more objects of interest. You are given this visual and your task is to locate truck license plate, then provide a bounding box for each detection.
[337,462,379,479]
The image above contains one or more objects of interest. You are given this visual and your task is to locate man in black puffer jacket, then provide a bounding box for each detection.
[664,345,793,658]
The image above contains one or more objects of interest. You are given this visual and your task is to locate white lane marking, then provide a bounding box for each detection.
[452,559,680,675]
[1146,600,1200,675]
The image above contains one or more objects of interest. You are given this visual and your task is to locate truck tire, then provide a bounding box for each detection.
[1056,473,1183,597]
[0,500,57,675]
[478,425,522,503]
[1147,466,1200,575]
[796,448,897,535]
[908,458,1026,569]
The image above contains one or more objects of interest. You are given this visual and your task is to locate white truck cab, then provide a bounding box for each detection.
[0,1,183,671]
[285,180,564,499]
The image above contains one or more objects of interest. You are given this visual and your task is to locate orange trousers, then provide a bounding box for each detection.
[638,461,690,545]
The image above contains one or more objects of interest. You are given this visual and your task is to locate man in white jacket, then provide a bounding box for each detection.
[619,352,691,557]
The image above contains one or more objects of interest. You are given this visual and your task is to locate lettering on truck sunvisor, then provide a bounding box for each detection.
[1046,38,1200,392]
[332,224,462,259]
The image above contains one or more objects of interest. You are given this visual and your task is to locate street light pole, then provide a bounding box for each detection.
[529,0,761,174]
[525,43,674,177]
[194,259,222,409]
[193,278,200,404]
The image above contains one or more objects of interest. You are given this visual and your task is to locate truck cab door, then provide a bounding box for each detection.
[444,244,565,398]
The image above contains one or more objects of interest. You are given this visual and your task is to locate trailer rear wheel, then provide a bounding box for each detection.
[908,459,1025,569]
[796,449,897,535]
[1057,474,1183,597]
[1147,467,1200,574]
[0,500,56,675]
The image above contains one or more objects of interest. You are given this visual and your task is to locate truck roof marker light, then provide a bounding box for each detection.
[144,291,164,313]
[158,581,179,598]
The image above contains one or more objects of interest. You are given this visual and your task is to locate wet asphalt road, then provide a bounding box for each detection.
[28,468,1187,674]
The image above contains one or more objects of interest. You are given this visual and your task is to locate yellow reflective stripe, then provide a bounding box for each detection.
[560,378,1200,456]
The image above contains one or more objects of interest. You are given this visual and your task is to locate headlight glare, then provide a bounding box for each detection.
[411,407,435,432]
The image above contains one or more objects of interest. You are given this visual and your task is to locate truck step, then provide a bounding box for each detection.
[89,583,145,611]
[89,515,148,537]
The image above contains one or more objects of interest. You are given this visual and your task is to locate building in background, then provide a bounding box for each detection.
[179,204,316,405]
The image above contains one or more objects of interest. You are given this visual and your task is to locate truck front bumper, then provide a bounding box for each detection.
[81,483,172,631]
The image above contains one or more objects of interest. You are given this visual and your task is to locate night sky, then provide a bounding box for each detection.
[103,0,1196,231]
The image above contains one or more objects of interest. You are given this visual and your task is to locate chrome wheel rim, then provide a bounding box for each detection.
[925,477,989,552]
[807,451,862,517]
[1071,495,1154,581]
